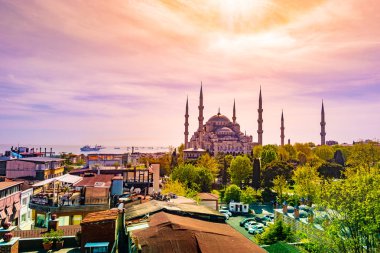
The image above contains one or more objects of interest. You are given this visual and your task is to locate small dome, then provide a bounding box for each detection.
[217,127,234,133]
[207,113,231,123]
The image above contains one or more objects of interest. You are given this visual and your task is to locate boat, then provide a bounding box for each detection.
[95,145,106,149]
[114,147,121,149]
[80,145,101,152]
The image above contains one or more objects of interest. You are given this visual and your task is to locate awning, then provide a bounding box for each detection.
[32,174,83,187]
[14,201,21,211]
[5,205,13,216]
[0,209,6,219]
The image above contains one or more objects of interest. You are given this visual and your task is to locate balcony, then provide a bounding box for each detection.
[29,191,110,214]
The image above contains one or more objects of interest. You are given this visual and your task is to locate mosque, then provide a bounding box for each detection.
[183,85,326,160]
[183,85,263,158]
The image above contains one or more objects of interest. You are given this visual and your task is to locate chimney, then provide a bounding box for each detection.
[294,206,300,219]
[151,164,160,193]
[282,201,288,214]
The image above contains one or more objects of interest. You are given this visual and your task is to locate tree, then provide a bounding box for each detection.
[229,156,252,187]
[252,158,261,190]
[314,145,334,161]
[294,143,312,158]
[284,144,297,160]
[292,165,321,204]
[177,143,185,166]
[273,175,287,202]
[162,179,187,196]
[253,145,263,159]
[255,220,294,245]
[261,161,294,189]
[261,145,278,166]
[320,167,380,252]
[346,142,380,170]
[241,186,261,204]
[297,151,307,165]
[196,153,219,178]
[277,146,290,162]
[317,162,344,179]
[224,184,241,203]
[171,164,213,192]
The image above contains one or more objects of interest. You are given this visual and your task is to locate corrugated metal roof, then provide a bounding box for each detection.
[124,200,225,221]
[132,212,266,253]
[81,208,119,224]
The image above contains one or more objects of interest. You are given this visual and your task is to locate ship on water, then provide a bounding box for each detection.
[80,145,101,152]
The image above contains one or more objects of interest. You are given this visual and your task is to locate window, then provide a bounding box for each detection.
[22,197,27,206]
[21,214,26,222]
[72,215,82,225]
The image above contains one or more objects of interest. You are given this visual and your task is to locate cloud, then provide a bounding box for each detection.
[0,0,379,146]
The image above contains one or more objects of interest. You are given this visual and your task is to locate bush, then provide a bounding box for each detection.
[256,220,295,245]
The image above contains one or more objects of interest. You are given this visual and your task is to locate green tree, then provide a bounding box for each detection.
[229,156,252,187]
[277,146,290,162]
[196,153,219,178]
[294,143,312,158]
[162,179,187,196]
[253,145,263,159]
[292,165,321,204]
[255,220,294,245]
[194,167,213,192]
[241,186,261,204]
[171,164,213,192]
[317,162,344,179]
[273,175,287,202]
[224,184,241,203]
[320,167,380,252]
[261,161,294,189]
[261,145,278,166]
[284,144,297,160]
[346,142,380,170]
[314,145,334,161]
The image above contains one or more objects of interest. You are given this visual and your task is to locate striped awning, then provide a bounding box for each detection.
[5,205,13,216]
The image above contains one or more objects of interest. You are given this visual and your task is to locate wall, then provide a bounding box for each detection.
[19,188,33,230]
[81,220,116,253]
[6,160,36,178]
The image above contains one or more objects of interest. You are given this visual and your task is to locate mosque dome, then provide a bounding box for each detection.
[216,127,234,135]
[207,113,231,123]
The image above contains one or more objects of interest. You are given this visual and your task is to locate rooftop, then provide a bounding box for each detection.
[0,181,23,191]
[131,211,266,253]
[198,192,219,201]
[81,208,119,224]
[73,174,114,187]
[124,200,224,221]
[18,157,64,163]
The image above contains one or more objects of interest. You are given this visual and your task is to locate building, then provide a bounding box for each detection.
[87,154,129,168]
[6,157,65,180]
[19,187,33,230]
[197,192,219,211]
[29,174,113,227]
[0,181,22,226]
[184,85,262,158]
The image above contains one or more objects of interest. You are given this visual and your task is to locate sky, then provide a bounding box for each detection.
[0,0,379,147]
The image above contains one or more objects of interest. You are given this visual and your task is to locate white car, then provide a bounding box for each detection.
[248,225,264,234]
[244,221,257,230]
[219,209,232,217]
[222,213,229,220]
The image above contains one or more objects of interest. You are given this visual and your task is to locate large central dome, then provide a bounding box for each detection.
[207,113,231,123]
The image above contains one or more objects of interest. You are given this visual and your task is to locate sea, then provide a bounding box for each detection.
[0,144,170,156]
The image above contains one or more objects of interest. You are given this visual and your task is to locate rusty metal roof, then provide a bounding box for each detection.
[73,174,113,187]
[124,200,225,221]
[131,212,266,253]
[197,193,219,201]
[81,208,119,224]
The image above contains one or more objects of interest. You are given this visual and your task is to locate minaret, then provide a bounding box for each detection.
[257,87,263,145]
[320,100,326,145]
[232,99,236,123]
[280,110,285,146]
[198,83,204,131]
[184,96,189,148]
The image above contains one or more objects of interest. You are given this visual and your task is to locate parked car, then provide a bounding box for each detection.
[248,225,264,234]
[244,221,257,230]
[239,217,256,227]
[219,209,232,217]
